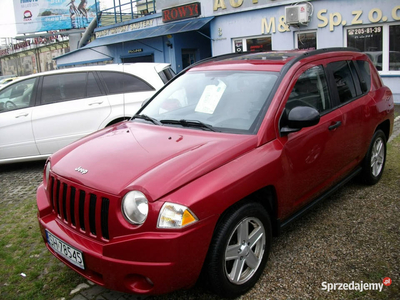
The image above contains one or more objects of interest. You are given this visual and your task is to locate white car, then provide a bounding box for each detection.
[0,63,174,164]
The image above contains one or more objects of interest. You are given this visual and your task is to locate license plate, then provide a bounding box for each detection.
[46,230,85,269]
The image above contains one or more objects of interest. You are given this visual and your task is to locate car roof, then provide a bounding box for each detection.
[188,48,363,73]
[4,63,171,85]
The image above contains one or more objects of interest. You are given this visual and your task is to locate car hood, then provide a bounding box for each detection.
[51,122,257,201]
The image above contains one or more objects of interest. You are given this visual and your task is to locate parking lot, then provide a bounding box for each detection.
[1,113,399,300]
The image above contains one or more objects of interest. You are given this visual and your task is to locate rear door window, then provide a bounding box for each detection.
[41,73,87,104]
[328,61,358,104]
[99,72,155,94]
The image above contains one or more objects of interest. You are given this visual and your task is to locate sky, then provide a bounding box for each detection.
[0,1,17,38]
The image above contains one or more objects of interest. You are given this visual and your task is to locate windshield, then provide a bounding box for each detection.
[139,70,278,134]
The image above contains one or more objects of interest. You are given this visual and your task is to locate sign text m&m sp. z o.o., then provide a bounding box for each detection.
[162,2,201,23]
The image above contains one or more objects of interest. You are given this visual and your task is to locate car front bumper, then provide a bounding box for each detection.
[37,185,216,295]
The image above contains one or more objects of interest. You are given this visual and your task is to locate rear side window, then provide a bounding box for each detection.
[99,72,155,95]
[329,61,357,104]
[355,60,371,93]
[158,68,176,84]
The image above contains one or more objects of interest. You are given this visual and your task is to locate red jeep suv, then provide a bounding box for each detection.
[37,48,394,298]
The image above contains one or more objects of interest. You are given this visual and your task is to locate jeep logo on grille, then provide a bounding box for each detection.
[75,166,88,174]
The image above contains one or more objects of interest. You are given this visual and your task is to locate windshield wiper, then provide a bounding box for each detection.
[132,114,162,125]
[160,119,216,132]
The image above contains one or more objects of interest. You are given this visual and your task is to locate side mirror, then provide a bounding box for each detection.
[281,106,320,134]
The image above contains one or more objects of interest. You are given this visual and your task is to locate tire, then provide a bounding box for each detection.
[205,202,272,298]
[361,129,387,185]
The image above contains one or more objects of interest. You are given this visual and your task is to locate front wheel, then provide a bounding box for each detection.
[360,129,387,185]
[204,202,272,298]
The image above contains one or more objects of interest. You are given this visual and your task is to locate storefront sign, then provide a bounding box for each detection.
[261,5,400,34]
[128,49,143,54]
[96,19,155,38]
[162,2,201,23]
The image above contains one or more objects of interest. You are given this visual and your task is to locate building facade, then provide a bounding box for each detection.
[2,1,399,102]
[55,0,400,103]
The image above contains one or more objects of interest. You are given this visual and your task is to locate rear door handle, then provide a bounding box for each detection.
[15,113,29,118]
[89,101,103,106]
[328,121,342,131]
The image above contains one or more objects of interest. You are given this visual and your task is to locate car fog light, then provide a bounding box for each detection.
[158,202,198,229]
[122,191,149,225]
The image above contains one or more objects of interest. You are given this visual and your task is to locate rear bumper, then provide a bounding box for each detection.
[37,185,216,295]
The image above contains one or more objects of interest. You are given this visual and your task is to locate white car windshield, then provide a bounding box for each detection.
[139,71,278,134]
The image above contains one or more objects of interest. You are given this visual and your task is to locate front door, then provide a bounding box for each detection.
[0,77,39,161]
[277,64,350,216]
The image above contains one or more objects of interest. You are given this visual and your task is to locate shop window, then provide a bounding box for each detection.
[346,23,400,73]
[182,49,197,69]
[296,31,317,50]
[233,36,271,53]
[246,37,271,52]
[389,25,400,71]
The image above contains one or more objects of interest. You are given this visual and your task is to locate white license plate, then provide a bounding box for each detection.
[46,230,85,269]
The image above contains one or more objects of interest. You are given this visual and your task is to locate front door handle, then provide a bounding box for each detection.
[328,121,342,131]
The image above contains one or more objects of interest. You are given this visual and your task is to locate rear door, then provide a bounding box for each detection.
[32,72,111,155]
[326,59,374,163]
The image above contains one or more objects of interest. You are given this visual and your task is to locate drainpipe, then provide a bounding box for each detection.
[78,12,102,48]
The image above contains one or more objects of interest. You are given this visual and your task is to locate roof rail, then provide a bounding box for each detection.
[182,47,361,73]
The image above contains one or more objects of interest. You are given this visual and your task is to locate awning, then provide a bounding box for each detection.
[84,16,214,49]
[54,16,213,66]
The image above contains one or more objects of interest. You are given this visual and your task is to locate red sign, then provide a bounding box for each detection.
[162,2,201,23]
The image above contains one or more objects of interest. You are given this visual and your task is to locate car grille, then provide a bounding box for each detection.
[48,175,110,240]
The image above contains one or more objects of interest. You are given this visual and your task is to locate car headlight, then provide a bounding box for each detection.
[44,161,51,189]
[158,202,198,229]
[122,191,149,225]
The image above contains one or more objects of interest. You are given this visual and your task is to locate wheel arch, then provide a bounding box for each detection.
[215,185,280,238]
[376,119,391,142]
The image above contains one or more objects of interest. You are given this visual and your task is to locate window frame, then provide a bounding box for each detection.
[344,22,400,75]
[295,30,318,50]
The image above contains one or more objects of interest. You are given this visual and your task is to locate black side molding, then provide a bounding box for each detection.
[275,166,362,236]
